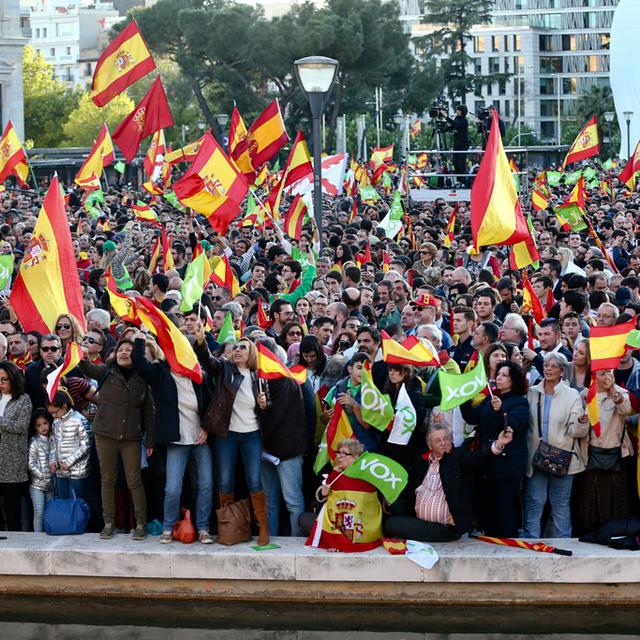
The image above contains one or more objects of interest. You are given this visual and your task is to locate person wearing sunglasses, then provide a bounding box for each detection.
[53,314,84,350]
[279,321,304,351]
[82,330,106,365]
[25,334,64,409]
[194,323,271,546]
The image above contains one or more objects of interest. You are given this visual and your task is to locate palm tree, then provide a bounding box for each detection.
[574,85,616,153]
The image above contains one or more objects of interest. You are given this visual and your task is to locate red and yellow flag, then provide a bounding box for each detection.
[143,129,171,195]
[173,132,249,234]
[132,200,160,225]
[531,187,549,212]
[382,250,390,272]
[105,270,139,324]
[0,121,29,187]
[91,19,156,108]
[510,214,540,270]
[470,110,529,249]
[161,225,174,272]
[228,105,255,183]
[590,318,635,371]
[410,120,421,140]
[370,145,393,171]
[562,115,600,168]
[46,342,84,402]
[165,136,203,165]
[10,175,85,333]
[585,380,601,438]
[564,175,586,209]
[586,222,618,274]
[443,205,457,248]
[619,140,640,190]
[257,343,307,384]
[246,99,289,170]
[521,273,545,324]
[381,330,439,367]
[148,236,161,273]
[326,403,355,462]
[256,302,272,330]
[283,195,307,240]
[112,77,174,162]
[75,123,115,186]
[211,254,240,297]
[134,296,202,383]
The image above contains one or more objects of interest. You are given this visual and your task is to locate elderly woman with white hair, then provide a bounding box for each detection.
[525,352,589,538]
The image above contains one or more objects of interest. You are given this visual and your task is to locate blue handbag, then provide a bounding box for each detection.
[43,480,90,535]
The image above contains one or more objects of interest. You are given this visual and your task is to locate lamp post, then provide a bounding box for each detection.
[294,56,339,247]
[624,111,634,160]
[393,108,403,161]
[604,111,615,157]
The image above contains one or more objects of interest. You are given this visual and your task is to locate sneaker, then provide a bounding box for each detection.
[100,523,116,539]
[198,530,214,545]
[160,531,173,544]
[132,525,147,541]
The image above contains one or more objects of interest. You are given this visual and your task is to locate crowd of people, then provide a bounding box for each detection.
[0,152,639,551]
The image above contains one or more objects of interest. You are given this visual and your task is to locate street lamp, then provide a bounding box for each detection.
[216,113,229,128]
[604,111,615,157]
[623,111,634,160]
[294,56,339,247]
[393,109,403,162]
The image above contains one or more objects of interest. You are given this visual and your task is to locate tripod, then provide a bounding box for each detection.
[430,122,453,188]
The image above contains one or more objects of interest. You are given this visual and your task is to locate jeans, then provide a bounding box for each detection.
[523,469,575,538]
[164,443,213,532]
[261,455,305,536]
[214,430,263,494]
[54,476,87,501]
[29,487,52,533]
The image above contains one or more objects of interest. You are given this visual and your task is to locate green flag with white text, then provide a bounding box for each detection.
[547,171,562,187]
[377,190,404,239]
[360,366,394,431]
[0,254,14,291]
[438,359,488,411]
[164,191,186,212]
[564,170,582,185]
[359,184,380,202]
[342,452,408,503]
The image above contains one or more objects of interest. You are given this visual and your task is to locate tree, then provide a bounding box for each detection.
[574,84,616,154]
[23,46,79,147]
[421,0,501,104]
[63,92,135,146]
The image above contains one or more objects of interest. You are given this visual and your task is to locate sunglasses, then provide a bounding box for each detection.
[56,323,71,330]
[27,340,38,346]
[83,337,102,345]
[288,331,302,337]
[335,450,353,458]
[232,344,248,351]
[211,296,223,301]
[41,346,60,353]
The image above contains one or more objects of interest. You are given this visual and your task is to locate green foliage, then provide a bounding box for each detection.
[63,93,135,146]
[23,46,80,147]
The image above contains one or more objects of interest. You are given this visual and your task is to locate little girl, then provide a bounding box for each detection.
[28,409,54,532]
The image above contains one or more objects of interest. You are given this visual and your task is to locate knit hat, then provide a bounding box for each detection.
[102,240,117,253]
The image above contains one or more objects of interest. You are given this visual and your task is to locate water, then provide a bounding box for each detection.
[0,599,637,639]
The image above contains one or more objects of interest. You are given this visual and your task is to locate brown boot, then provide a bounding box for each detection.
[219,492,235,508]
[250,491,269,546]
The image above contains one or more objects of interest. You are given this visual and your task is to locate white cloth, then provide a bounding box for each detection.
[170,372,201,445]
[0,393,10,418]
[229,368,260,433]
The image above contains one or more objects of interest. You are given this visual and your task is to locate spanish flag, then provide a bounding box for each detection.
[246,99,289,170]
[165,136,203,165]
[134,296,202,383]
[283,195,307,240]
[161,225,174,271]
[370,145,393,171]
[509,214,540,270]
[410,119,421,140]
[143,129,166,181]
[228,105,255,183]
[105,271,138,323]
[521,273,545,324]
[148,236,161,273]
[257,343,307,384]
[132,200,160,225]
[470,110,529,249]
[618,140,640,190]
[443,205,457,248]
[381,330,439,367]
[211,254,240,297]
[0,121,29,187]
[10,175,86,333]
[256,302,271,330]
[91,20,156,107]
[112,77,174,162]
[564,175,586,209]
[382,250,390,272]
[585,380,601,438]
[531,187,549,212]
[590,318,635,371]
[326,403,356,462]
[75,123,115,186]
[46,342,84,402]
[562,115,600,168]
[586,221,618,273]
[173,132,249,234]
[76,175,102,193]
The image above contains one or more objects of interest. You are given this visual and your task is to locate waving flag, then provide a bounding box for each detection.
[0,121,29,187]
[387,384,417,446]
[438,360,488,411]
[173,132,249,234]
[283,195,307,240]
[326,403,355,463]
[342,452,408,504]
[105,271,138,323]
[228,105,255,182]
[257,343,307,384]
[179,242,212,312]
[211,254,240,297]
[10,176,85,333]
[148,236,161,273]
[143,129,165,177]
[619,140,640,190]
[47,342,84,402]
[217,311,237,344]
[75,123,115,186]
[161,225,174,271]
[509,214,540,270]
[246,99,289,170]
[132,200,160,225]
[381,330,439,367]
[471,110,529,249]
[562,116,599,168]
[564,176,586,209]
[360,365,394,432]
[165,136,204,165]
[521,273,546,323]
[443,206,457,248]
[590,318,635,371]
[288,153,348,197]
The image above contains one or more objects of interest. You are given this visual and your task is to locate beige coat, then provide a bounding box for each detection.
[579,385,634,459]
[527,380,589,477]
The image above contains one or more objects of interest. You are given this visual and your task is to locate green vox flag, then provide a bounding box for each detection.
[245,192,257,215]
[114,161,126,174]
[217,312,236,344]
[381,170,393,190]
[360,366,394,431]
[179,250,207,312]
[359,184,380,202]
[313,429,329,474]
[547,171,562,187]
[564,169,582,185]
[0,254,14,290]
[164,191,186,212]
[342,452,408,504]
[588,178,600,190]
[583,167,597,181]
[627,330,640,350]
[602,159,615,171]
[438,358,488,411]
[555,204,587,232]
[377,190,404,238]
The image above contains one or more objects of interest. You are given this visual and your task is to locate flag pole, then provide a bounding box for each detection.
[25,154,40,198]
[102,168,109,192]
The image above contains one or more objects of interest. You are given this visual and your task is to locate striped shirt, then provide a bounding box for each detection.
[414,456,454,526]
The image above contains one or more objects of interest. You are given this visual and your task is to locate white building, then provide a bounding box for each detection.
[26,1,121,88]
[0,0,29,139]
[399,0,620,143]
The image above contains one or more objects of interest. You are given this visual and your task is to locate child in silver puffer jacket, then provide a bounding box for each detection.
[28,409,53,533]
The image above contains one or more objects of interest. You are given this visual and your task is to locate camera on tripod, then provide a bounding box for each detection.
[476,105,494,121]
[428,96,449,130]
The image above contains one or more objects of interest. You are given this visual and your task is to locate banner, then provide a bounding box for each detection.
[387,383,417,446]
[438,359,488,411]
[342,452,408,503]
[360,366,394,431]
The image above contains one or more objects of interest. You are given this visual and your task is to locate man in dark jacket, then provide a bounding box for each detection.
[384,423,512,542]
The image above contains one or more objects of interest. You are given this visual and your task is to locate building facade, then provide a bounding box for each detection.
[400,0,620,143]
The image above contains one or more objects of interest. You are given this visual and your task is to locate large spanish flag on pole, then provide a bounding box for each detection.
[590,318,635,371]
[562,115,600,169]
[246,99,289,170]
[0,121,29,187]
[618,140,640,190]
[228,105,255,183]
[173,132,249,234]
[91,20,156,108]
[75,123,115,186]
[470,110,529,249]
[10,175,86,333]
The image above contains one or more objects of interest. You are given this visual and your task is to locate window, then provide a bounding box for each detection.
[504,100,510,117]
[504,35,510,52]
[514,0,528,8]
[489,57,500,73]
[474,58,482,74]
[539,78,555,95]
[539,35,554,52]
[56,22,74,37]
[539,56,562,73]
[504,57,510,73]
[562,78,577,94]
[42,27,47,37]
[514,56,524,73]
[474,36,485,53]
[492,35,499,52]
[492,100,501,113]
[588,55,598,72]
[597,77,611,89]
[50,47,55,57]
[498,80,506,95]
[66,46,71,56]
[514,34,521,51]
[540,121,556,140]
[35,28,40,38]
[540,101,558,117]
[84,62,92,77]
[562,35,577,51]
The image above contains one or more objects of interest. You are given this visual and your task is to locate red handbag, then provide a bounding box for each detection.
[172,508,197,543]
